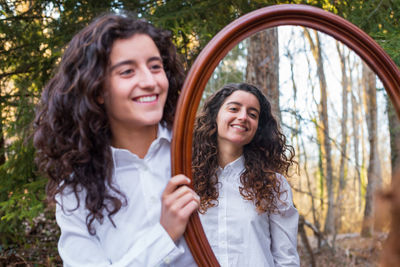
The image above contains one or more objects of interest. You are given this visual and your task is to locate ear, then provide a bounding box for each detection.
[98,80,109,105]
[97,88,106,104]
[97,95,105,104]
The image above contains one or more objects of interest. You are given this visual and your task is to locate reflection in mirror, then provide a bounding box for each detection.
[195,26,391,265]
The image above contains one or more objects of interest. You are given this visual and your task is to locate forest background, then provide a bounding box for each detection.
[1,0,400,266]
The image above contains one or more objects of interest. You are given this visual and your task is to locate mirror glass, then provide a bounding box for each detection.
[193,26,390,265]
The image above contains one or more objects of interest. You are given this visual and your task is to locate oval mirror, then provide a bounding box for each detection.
[171,4,400,266]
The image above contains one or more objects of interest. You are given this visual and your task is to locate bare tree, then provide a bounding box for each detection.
[335,41,349,233]
[361,62,382,237]
[350,58,362,211]
[304,28,335,234]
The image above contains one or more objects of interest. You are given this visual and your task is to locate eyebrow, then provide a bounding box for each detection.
[109,56,163,72]
[226,101,260,114]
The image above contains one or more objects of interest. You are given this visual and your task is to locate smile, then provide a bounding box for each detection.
[231,124,247,131]
[133,95,158,103]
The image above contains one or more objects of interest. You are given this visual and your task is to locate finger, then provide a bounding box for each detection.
[167,185,196,201]
[163,188,199,215]
[178,200,200,219]
[163,174,191,195]
[169,190,200,211]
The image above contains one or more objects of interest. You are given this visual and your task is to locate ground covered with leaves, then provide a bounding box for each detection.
[299,232,386,266]
[0,209,62,267]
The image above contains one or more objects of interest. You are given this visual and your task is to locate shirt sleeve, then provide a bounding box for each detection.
[269,175,300,267]
[56,193,185,267]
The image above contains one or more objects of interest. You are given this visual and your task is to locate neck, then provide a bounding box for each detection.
[111,124,158,159]
[217,140,243,168]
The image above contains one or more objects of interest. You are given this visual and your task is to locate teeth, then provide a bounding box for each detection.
[232,125,246,130]
[136,95,156,103]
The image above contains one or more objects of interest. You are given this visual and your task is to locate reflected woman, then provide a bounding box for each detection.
[192,83,300,266]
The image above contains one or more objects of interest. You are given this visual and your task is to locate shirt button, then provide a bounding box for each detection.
[164,257,171,264]
[150,196,157,204]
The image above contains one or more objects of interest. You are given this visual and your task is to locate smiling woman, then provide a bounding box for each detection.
[33,13,199,266]
[192,83,298,266]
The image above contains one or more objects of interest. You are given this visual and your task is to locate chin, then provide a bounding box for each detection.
[145,118,163,126]
[229,140,249,147]
[149,116,162,125]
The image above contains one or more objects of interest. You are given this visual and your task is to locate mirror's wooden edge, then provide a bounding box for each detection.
[171,82,217,266]
[171,107,217,266]
[183,213,217,266]
[172,4,400,267]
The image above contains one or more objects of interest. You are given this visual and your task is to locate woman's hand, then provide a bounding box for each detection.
[160,175,200,242]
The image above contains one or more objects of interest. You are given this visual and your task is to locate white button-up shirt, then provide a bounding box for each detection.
[56,124,197,267]
[199,155,300,267]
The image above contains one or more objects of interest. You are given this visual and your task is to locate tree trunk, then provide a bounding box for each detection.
[301,138,322,248]
[298,215,316,267]
[387,99,400,177]
[304,28,335,235]
[351,63,362,211]
[361,62,382,237]
[335,42,349,233]
[359,64,368,209]
[246,28,280,120]
[285,35,301,189]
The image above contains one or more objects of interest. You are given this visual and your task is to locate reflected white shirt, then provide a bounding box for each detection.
[56,124,197,267]
[199,155,299,267]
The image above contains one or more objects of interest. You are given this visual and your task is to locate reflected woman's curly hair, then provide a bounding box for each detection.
[192,83,295,214]
[33,13,184,234]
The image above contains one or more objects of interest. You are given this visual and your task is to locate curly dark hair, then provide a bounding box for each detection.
[192,83,295,214]
[33,13,185,234]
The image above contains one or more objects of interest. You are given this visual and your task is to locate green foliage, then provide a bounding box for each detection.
[146,0,280,67]
[0,1,48,246]
[333,0,400,66]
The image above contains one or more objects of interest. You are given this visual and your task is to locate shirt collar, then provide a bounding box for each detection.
[219,154,245,172]
[157,122,172,143]
[111,123,171,168]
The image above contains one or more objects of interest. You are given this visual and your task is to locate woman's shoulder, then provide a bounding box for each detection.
[55,183,87,214]
[274,173,295,205]
[275,173,291,189]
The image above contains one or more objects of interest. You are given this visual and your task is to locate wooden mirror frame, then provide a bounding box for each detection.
[171,4,400,266]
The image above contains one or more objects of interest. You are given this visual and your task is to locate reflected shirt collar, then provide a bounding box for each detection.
[110,123,171,168]
[219,154,245,172]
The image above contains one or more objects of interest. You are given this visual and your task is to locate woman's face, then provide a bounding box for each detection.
[216,90,260,151]
[101,33,169,134]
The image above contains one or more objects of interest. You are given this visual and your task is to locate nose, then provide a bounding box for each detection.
[237,109,247,121]
[138,68,156,90]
